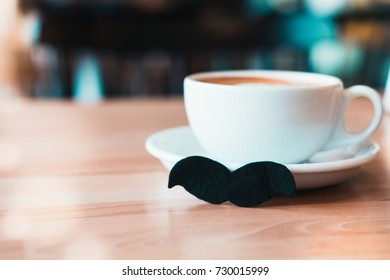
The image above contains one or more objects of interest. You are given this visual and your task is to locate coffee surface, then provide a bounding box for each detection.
[197,76,307,86]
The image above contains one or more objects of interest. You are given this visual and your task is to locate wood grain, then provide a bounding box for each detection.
[0,97,389,259]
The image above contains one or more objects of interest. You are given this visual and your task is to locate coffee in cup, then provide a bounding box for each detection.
[196,76,310,86]
[184,70,383,164]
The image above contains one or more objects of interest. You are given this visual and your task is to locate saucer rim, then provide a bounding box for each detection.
[145,126,380,173]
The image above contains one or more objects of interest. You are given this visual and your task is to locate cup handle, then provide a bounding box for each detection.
[323,85,383,150]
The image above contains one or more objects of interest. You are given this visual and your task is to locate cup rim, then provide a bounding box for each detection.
[185,70,343,90]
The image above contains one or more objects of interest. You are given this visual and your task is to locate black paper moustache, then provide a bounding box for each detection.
[168,156,296,207]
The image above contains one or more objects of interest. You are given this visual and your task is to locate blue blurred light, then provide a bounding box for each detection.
[73,54,104,105]
[304,0,348,17]
[246,0,272,17]
[275,14,337,49]
[310,39,363,77]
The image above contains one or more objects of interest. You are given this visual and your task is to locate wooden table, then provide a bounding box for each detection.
[0,97,389,259]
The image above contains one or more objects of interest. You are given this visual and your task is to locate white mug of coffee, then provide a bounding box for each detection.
[184,70,383,164]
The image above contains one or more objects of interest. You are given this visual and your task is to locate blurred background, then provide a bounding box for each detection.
[0,0,389,101]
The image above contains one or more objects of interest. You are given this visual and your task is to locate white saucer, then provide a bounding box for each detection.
[145,126,380,189]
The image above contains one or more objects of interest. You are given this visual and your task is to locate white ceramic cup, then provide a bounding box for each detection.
[184,70,383,164]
